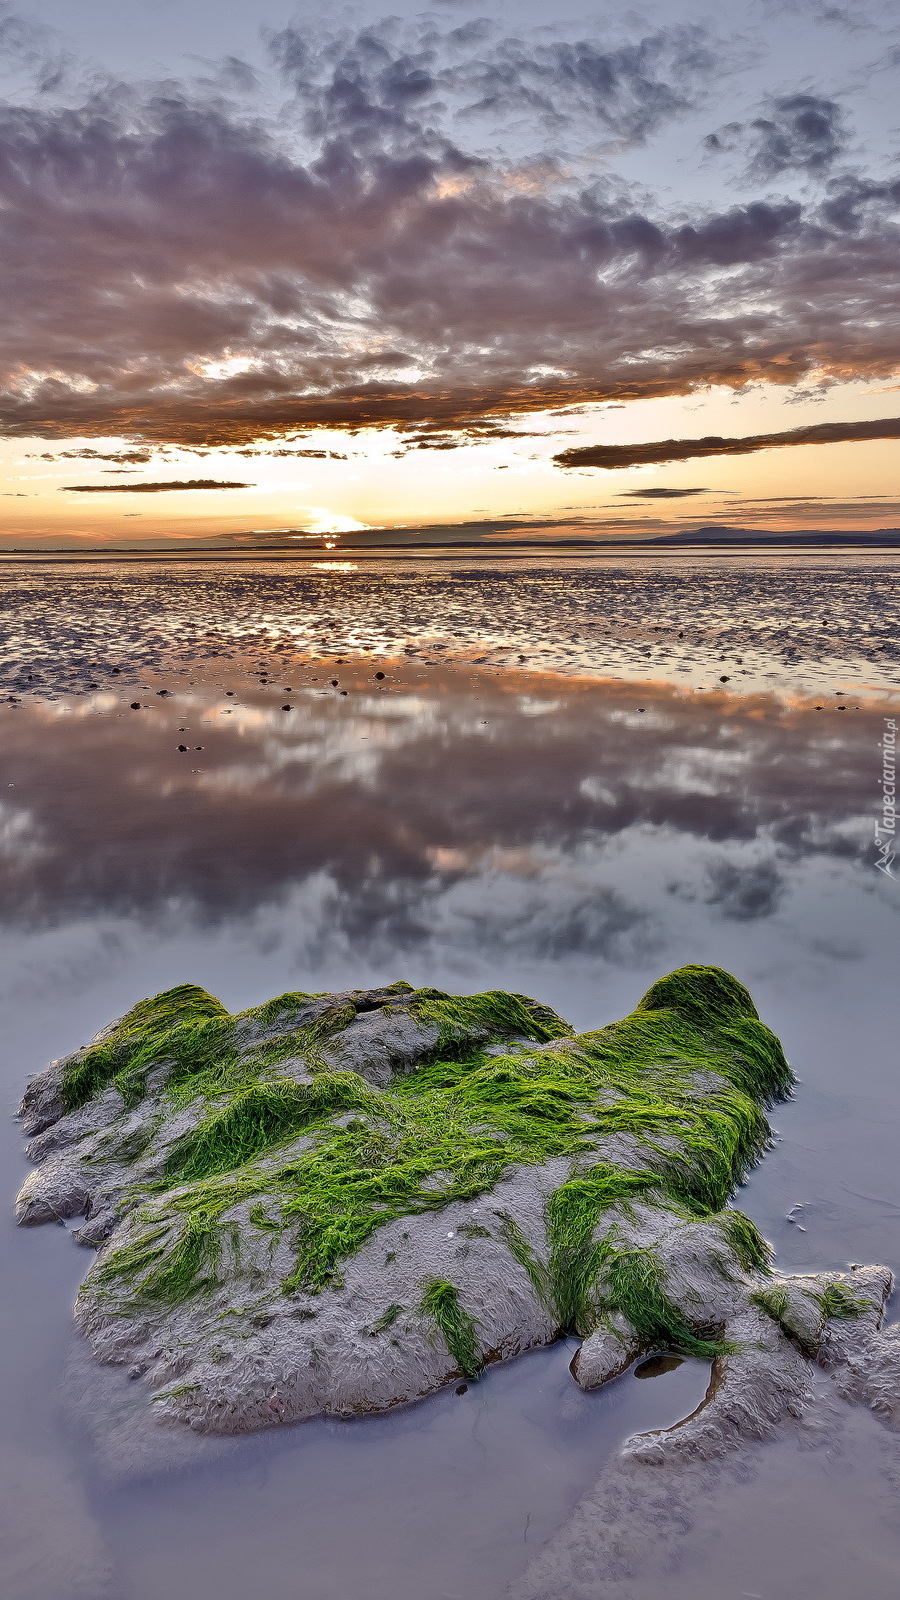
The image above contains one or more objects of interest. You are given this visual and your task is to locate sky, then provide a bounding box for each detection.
[1,0,899,548]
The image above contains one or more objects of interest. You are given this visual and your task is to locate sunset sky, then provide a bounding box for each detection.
[1,0,899,547]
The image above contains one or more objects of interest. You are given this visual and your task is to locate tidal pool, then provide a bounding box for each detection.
[1,555,899,1599]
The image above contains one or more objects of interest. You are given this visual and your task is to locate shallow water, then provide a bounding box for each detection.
[1,552,899,1599]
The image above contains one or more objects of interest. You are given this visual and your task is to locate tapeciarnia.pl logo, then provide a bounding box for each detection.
[875,717,896,877]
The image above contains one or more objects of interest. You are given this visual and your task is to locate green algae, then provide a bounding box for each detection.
[750,1277,875,1357]
[164,1074,371,1181]
[500,1164,661,1333]
[78,967,793,1317]
[406,988,572,1057]
[751,1283,791,1324]
[602,1245,735,1360]
[715,1209,772,1276]
[63,985,231,1111]
[816,1281,874,1320]
[372,1302,404,1332]
[419,1279,482,1380]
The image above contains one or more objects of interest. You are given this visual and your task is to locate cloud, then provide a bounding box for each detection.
[0,17,896,445]
[233,447,347,458]
[620,486,709,497]
[555,416,900,469]
[268,16,716,151]
[54,449,153,464]
[703,858,786,920]
[61,479,251,492]
[705,93,848,177]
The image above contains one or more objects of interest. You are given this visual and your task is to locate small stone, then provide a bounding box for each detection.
[455,1383,468,1396]
[375,672,385,680]
[331,679,339,687]
[281,704,292,711]
[720,675,729,682]
[130,702,141,710]
[177,744,188,752]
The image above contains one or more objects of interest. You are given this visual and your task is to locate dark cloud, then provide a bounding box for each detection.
[555,416,900,469]
[703,858,786,920]
[232,447,347,458]
[268,17,715,151]
[62,479,251,492]
[705,93,848,177]
[0,20,897,445]
[620,486,708,497]
[45,449,153,463]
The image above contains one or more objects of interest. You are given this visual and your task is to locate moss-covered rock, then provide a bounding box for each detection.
[14,966,897,1450]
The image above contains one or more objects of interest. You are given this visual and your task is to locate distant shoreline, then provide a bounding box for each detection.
[2,530,900,563]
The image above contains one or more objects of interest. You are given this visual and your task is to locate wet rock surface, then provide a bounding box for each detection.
[14,964,900,1460]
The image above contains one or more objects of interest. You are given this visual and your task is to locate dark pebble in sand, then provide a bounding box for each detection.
[340,690,348,696]
[87,683,99,689]
[720,675,729,682]
[130,702,141,710]
[455,1383,468,1396]
[331,679,339,687]
[375,672,385,680]
[281,704,292,711]
[195,746,203,750]
[177,745,188,752]
[638,708,645,713]
[157,690,170,697]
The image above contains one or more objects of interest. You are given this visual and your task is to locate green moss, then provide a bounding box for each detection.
[419,1279,482,1380]
[78,966,793,1314]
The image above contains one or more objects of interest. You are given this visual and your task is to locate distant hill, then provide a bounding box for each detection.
[646,526,900,546]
